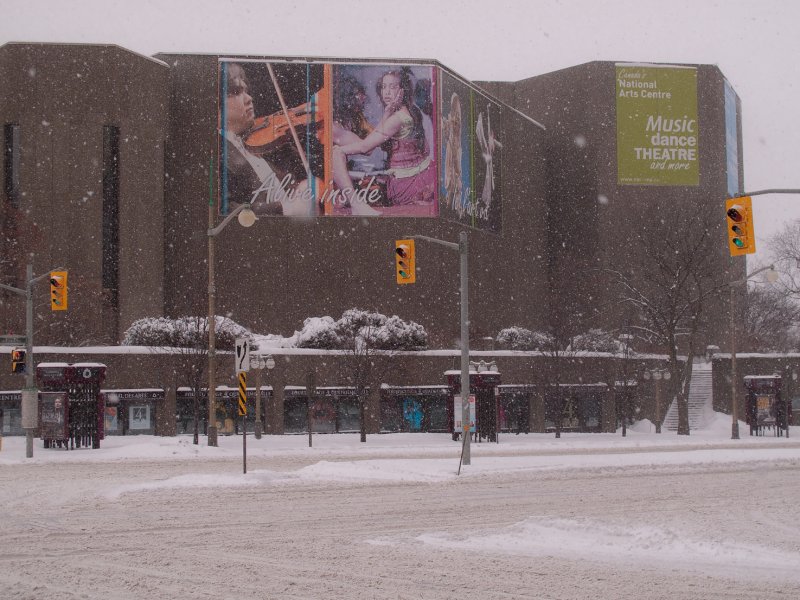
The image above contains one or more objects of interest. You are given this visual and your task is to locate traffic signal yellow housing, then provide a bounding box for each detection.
[50,270,68,311]
[11,348,25,374]
[726,196,756,256]
[395,239,416,284]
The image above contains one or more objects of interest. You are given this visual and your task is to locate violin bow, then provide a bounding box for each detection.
[265,63,313,181]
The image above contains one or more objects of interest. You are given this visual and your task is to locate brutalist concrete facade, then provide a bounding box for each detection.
[0,43,168,344]
[482,62,746,347]
[2,44,743,360]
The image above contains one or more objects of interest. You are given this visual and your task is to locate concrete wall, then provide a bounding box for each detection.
[0,43,169,344]
[486,62,746,352]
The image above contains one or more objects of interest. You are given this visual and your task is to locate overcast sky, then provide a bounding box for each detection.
[2,0,798,262]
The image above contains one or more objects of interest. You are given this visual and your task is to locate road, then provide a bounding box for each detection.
[1,447,799,599]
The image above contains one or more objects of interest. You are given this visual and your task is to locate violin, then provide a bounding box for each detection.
[244,89,328,155]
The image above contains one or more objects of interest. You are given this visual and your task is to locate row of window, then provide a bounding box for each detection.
[0,390,611,437]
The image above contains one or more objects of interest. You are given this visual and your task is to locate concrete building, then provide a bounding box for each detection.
[2,44,743,351]
[1,44,748,437]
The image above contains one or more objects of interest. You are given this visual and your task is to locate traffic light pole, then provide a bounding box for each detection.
[728,188,800,198]
[404,232,471,466]
[0,262,64,458]
[728,263,777,440]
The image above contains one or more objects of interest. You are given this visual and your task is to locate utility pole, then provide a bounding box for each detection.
[728,264,778,439]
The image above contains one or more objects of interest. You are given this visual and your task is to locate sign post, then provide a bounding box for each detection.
[235,338,250,473]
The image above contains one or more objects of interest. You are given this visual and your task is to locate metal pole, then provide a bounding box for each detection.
[727,263,776,440]
[207,199,218,447]
[729,188,800,198]
[242,412,247,474]
[306,372,315,448]
[459,231,470,466]
[254,367,262,439]
[2,262,63,459]
[730,285,739,440]
[24,263,35,458]
[786,378,791,439]
[655,378,661,434]
[401,233,469,462]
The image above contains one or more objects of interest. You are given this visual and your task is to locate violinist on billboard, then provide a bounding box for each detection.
[222,62,324,216]
[221,63,287,215]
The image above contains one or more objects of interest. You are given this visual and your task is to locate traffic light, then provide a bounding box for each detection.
[11,348,25,374]
[726,196,756,256]
[395,239,416,284]
[49,270,68,311]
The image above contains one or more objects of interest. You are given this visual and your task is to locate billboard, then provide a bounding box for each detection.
[616,63,699,186]
[438,70,503,233]
[218,59,438,217]
[723,78,742,197]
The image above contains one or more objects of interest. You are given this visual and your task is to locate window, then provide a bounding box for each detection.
[4,124,20,206]
[102,125,120,306]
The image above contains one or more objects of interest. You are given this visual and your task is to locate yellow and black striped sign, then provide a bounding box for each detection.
[238,372,247,416]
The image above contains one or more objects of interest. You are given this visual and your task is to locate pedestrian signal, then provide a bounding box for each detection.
[11,348,25,374]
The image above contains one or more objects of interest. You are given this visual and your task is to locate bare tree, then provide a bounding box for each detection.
[739,285,800,352]
[755,219,800,328]
[296,309,427,441]
[497,325,582,438]
[334,310,383,443]
[603,205,728,435]
[124,316,252,444]
[769,219,800,298]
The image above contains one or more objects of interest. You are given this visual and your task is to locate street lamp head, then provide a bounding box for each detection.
[765,267,779,284]
[237,206,257,228]
[265,355,276,370]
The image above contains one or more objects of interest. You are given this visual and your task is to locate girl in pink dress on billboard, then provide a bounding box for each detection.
[332,67,436,214]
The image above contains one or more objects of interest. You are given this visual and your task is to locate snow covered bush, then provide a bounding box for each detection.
[293,316,340,349]
[123,316,253,350]
[496,327,554,351]
[568,329,624,353]
[295,309,427,350]
[373,315,428,350]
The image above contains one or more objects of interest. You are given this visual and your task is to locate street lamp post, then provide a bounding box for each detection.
[253,354,275,439]
[207,202,256,447]
[789,370,796,438]
[643,368,671,433]
[469,360,499,443]
[729,264,778,440]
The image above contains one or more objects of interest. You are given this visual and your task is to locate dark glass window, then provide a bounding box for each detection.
[4,124,20,206]
[102,125,120,306]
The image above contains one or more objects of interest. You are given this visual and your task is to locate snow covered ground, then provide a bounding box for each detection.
[1,413,799,599]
